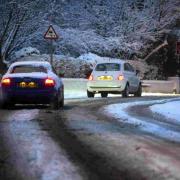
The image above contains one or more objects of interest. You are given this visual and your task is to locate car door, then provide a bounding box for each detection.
[126,63,139,92]
[123,63,134,92]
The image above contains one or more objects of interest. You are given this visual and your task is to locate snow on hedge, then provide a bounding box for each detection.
[15,47,40,59]
[13,47,156,79]
[78,52,104,64]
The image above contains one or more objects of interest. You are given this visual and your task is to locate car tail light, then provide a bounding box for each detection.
[88,75,93,81]
[118,75,124,81]
[45,78,55,87]
[1,78,11,86]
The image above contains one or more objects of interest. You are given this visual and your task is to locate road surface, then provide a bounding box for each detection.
[0,96,180,180]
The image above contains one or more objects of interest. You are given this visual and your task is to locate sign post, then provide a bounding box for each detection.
[176,41,180,56]
[176,41,180,76]
[44,25,59,66]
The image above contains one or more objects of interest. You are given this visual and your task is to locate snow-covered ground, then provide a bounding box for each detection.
[104,98,180,142]
[150,100,180,122]
[64,90,179,99]
[4,109,83,180]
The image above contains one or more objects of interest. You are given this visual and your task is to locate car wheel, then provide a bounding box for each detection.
[101,92,108,98]
[87,90,94,98]
[122,84,129,98]
[59,91,64,108]
[134,84,142,97]
[51,94,60,110]
[1,101,14,109]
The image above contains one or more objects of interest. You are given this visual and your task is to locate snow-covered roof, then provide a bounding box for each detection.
[11,61,50,66]
[7,61,52,74]
[10,61,50,67]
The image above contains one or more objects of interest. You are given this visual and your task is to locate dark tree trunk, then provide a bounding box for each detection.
[0,56,7,75]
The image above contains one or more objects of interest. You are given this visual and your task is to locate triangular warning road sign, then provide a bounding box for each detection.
[44,25,58,40]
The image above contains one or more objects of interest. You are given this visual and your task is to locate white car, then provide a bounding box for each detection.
[87,60,142,98]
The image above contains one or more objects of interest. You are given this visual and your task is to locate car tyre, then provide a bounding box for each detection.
[101,92,108,98]
[122,84,129,98]
[134,84,142,97]
[1,101,14,109]
[87,90,94,98]
[51,94,60,110]
[59,91,64,108]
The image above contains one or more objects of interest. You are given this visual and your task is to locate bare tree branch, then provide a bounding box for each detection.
[144,39,168,61]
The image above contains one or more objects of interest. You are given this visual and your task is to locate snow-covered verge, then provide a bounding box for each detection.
[150,101,180,122]
[103,98,180,142]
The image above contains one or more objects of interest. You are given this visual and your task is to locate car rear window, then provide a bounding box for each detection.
[11,65,47,73]
[95,63,120,71]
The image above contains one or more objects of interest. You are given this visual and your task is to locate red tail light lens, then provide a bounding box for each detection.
[118,75,124,81]
[1,78,11,86]
[45,78,55,87]
[88,75,93,81]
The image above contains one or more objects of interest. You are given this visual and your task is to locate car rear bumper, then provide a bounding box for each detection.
[87,80,126,93]
[2,88,57,104]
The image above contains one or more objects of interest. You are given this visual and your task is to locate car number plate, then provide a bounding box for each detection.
[19,82,37,88]
[98,76,113,80]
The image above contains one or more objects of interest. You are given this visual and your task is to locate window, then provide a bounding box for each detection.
[124,63,130,71]
[95,63,121,71]
[11,65,47,73]
[128,64,135,72]
[124,63,134,72]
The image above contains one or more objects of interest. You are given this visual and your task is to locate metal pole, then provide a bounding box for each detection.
[50,39,53,66]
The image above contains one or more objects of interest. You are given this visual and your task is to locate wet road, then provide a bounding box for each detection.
[0,96,180,180]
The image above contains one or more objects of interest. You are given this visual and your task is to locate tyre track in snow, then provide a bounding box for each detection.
[0,96,179,180]
[0,107,86,180]
[110,98,180,143]
[38,96,180,180]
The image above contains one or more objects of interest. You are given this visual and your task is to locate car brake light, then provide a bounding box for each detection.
[88,75,93,81]
[45,78,55,87]
[1,78,11,86]
[118,75,124,81]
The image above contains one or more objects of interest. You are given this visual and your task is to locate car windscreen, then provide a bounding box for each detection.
[11,65,47,74]
[95,63,121,71]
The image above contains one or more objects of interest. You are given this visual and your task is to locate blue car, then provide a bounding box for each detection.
[0,61,64,109]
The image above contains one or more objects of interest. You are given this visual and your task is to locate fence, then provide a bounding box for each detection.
[63,77,180,94]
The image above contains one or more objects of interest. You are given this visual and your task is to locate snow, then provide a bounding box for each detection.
[78,52,124,66]
[15,47,40,59]
[104,98,180,142]
[150,101,180,122]
[78,52,105,65]
[8,61,51,69]
[5,110,83,180]
[63,82,179,99]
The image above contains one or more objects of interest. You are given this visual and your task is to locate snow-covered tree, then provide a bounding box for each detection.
[0,0,38,73]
